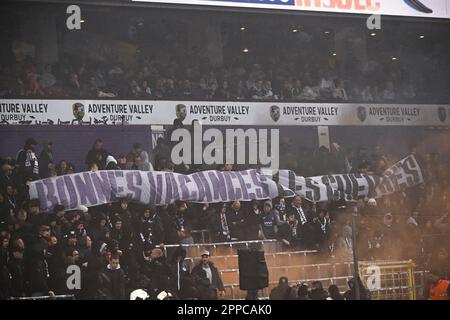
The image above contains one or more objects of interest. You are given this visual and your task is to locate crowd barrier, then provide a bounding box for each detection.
[223,260,426,300]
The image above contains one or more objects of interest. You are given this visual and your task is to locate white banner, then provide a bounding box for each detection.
[266,154,423,202]
[29,155,422,211]
[29,169,282,212]
[133,0,450,19]
[1,99,450,126]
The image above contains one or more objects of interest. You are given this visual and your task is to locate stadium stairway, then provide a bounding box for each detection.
[165,240,327,299]
[164,241,428,299]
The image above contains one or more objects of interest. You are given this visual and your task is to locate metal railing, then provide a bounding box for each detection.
[163,239,280,258]
[10,294,75,300]
[190,229,210,243]
[220,260,429,300]
[164,239,278,249]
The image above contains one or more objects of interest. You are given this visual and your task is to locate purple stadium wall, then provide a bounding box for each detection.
[0,125,153,171]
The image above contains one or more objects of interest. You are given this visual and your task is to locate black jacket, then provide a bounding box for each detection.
[26,257,50,294]
[277,220,300,245]
[98,266,126,300]
[159,209,179,245]
[88,224,110,243]
[168,259,190,293]
[141,257,172,295]
[242,210,262,241]
[25,237,50,294]
[39,149,53,178]
[46,244,66,294]
[82,253,108,299]
[309,288,329,300]
[85,147,108,169]
[135,215,165,247]
[8,257,25,297]
[226,209,245,240]
[269,284,290,300]
[207,207,231,242]
[191,262,224,292]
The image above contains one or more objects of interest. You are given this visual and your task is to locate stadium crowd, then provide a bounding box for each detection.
[1,124,450,300]
[0,48,445,103]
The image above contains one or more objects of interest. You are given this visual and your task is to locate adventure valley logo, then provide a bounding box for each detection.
[403,0,433,14]
[438,107,447,123]
[356,106,421,124]
[175,104,187,121]
[72,102,85,121]
[357,106,367,122]
[178,104,249,123]
[270,105,281,122]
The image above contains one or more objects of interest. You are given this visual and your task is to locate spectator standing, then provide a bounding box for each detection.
[8,243,26,298]
[260,200,281,240]
[269,277,290,300]
[425,273,450,300]
[98,253,126,300]
[226,201,245,241]
[313,209,331,251]
[168,246,189,295]
[297,283,310,300]
[327,284,345,300]
[173,201,194,245]
[38,141,53,179]
[208,203,231,243]
[191,251,225,300]
[309,281,328,300]
[343,277,371,300]
[288,195,314,248]
[242,201,263,241]
[277,211,300,248]
[85,139,108,169]
[135,206,165,249]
